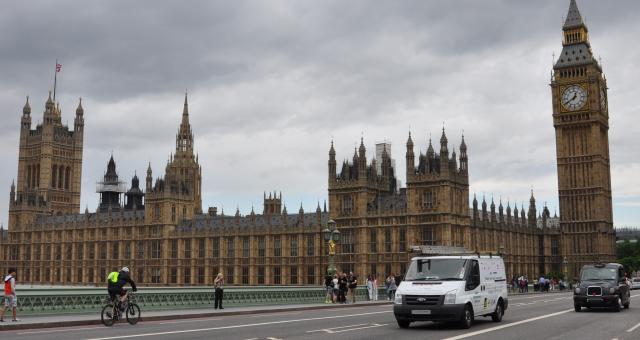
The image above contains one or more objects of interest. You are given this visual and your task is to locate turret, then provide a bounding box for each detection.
[520,204,526,225]
[450,148,457,172]
[10,180,15,205]
[490,197,496,222]
[459,134,468,172]
[472,193,478,220]
[498,199,504,223]
[358,137,367,179]
[74,98,84,134]
[146,163,152,193]
[528,191,537,227]
[328,141,336,185]
[439,127,449,175]
[481,196,487,220]
[406,132,414,177]
[21,96,31,132]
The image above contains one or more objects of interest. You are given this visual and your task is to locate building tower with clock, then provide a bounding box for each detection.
[551,0,616,277]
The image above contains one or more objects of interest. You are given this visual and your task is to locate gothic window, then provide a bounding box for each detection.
[307,266,315,284]
[170,240,178,258]
[58,166,64,188]
[197,267,205,284]
[27,166,32,188]
[341,229,354,253]
[242,237,250,258]
[36,164,40,187]
[273,267,281,284]
[51,165,57,187]
[136,241,144,258]
[226,267,234,285]
[274,236,281,257]
[422,190,436,209]
[385,228,392,253]
[342,196,353,215]
[152,268,161,284]
[306,235,314,257]
[171,205,176,222]
[170,268,177,283]
[154,205,161,219]
[399,227,406,252]
[290,266,298,284]
[198,238,205,258]
[370,229,377,253]
[226,237,235,258]
[112,243,119,260]
[184,239,191,259]
[242,267,249,284]
[551,239,559,257]
[258,266,265,284]
[184,268,191,285]
[124,242,131,259]
[421,226,435,245]
[212,237,219,258]
[290,235,297,257]
[65,167,70,189]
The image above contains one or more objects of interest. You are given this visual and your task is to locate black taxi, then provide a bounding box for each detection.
[573,263,631,312]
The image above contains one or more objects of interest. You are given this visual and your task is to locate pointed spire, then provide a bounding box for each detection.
[406,131,413,147]
[460,132,467,152]
[316,202,321,213]
[23,96,31,115]
[76,97,84,115]
[323,200,327,213]
[358,137,366,158]
[440,125,448,151]
[147,162,152,174]
[563,0,585,29]
[299,202,304,214]
[46,91,54,107]
[183,90,189,117]
[329,140,336,157]
[427,137,435,158]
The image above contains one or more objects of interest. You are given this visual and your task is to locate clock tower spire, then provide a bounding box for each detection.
[551,0,615,278]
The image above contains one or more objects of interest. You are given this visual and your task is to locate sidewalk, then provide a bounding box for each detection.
[0,300,391,331]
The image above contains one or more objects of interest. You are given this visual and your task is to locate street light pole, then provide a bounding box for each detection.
[323,219,340,276]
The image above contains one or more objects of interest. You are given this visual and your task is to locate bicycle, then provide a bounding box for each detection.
[101,291,141,326]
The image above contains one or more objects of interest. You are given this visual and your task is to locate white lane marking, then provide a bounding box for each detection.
[627,321,640,333]
[441,309,574,340]
[84,310,392,340]
[306,323,370,332]
[331,323,388,333]
[249,311,301,318]
[19,326,104,335]
[157,317,223,324]
[266,337,283,340]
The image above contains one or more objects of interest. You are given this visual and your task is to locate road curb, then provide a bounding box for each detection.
[0,301,392,331]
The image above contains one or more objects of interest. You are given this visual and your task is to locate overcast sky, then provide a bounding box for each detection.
[0,0,638,228]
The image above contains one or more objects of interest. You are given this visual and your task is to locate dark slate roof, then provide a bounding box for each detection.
[563,0,584,29]
[176,212,329,233]
[554,43,596,68]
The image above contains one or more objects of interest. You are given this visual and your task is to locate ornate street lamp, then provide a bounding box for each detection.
[323,219,340,276]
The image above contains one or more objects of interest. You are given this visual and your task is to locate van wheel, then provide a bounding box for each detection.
[491,301,503,322]
[460,305,473,329]
[396,319,411,329]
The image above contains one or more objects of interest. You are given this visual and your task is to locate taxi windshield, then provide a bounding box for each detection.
[581,267,617,281]
[405,258,467,281]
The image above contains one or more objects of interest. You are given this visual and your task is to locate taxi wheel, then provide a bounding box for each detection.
[613,296,621,312]
[396,319,411,329]
[574,305,581,312]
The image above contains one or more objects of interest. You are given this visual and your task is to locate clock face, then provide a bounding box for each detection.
[600,86,607,110]
[561,85,587,111]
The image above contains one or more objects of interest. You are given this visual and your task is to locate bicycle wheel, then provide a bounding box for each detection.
[101,304,116,327]
[126,303,141,325]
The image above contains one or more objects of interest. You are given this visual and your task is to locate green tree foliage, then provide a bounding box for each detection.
[616,239,640,274]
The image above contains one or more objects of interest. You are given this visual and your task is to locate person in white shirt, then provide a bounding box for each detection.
[0,268,18,322]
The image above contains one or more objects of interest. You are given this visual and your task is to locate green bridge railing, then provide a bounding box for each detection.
[4,286,389,315]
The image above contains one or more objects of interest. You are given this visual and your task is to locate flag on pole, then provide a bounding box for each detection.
[56,63,62,72]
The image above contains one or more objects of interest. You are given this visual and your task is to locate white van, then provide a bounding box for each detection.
[393,255,508,329]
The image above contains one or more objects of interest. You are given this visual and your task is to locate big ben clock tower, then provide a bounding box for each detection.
[551,0,615,277]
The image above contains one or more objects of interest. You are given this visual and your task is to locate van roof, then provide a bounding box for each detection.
[410,255,502,261]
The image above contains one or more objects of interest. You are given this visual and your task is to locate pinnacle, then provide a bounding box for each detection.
[563,0,585,29]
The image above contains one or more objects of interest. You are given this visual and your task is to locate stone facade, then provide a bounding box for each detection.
[551,0,616,277]
[0,0,615,285]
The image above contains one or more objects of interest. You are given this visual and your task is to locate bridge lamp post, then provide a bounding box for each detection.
[323,219,340,276]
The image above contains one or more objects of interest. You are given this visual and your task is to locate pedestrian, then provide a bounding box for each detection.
[332,274,339,303]
[214,272,224,309]
[366,275,374,301]
[372,275,378,301]
[0,268,18,322]
[324,273,334,303]
[348,271,358,303]
[524,276,529,293]
[386,274,397,300]
[338,272,348,304]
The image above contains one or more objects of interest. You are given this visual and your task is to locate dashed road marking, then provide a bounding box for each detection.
[627,321,640,333]
[307,323,388,334]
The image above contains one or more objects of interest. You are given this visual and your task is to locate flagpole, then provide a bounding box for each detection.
[53,59,58,101]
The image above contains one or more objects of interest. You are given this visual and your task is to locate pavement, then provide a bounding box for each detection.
[4,290,638,340]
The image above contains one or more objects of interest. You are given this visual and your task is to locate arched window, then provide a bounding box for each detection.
[58,166,64,188]
[51,165,58,188]
[36,164,40,187]
[65,167,70,189]
[26,165,32,188]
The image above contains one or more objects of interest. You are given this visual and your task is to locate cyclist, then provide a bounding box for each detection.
[107,266,137,313]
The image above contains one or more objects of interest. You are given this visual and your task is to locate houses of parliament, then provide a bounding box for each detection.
[0,1,616,285]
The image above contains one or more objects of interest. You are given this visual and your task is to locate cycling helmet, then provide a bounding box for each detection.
[121,266,130,273]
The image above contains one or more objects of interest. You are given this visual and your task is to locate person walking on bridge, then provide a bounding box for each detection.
[214,273,225,309]
[0,268,18,322]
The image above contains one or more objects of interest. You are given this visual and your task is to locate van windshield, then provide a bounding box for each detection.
[581,267,617,281]
[405,258,467,281]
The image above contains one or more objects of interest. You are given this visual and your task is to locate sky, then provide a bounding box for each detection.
[0,0,638,228]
